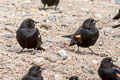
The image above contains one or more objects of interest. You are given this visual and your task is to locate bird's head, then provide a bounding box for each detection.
[20,18,39,29]
[100,57,116,68]
[82,18,98,29]
[27,65,44,77]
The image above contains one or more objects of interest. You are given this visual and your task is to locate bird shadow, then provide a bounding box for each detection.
[16,50,33,54]
[39,7,56,11]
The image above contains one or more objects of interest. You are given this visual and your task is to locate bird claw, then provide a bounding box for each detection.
[37,47,45,51]
[32,50,38,55]
[16,49,24,53]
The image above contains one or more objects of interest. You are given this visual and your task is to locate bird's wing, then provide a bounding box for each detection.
[112,65,120,77]
[36,28,42,44]
[17,28,37,39]
[22,75,35,80]
[75,27,99,40]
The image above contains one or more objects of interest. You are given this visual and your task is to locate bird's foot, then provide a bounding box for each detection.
[32,50,38,55]
[16,49,24,53]
[88,52,99,55]
[37,47,45,51]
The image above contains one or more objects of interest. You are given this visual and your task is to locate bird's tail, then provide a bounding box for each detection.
[112,24,120,28]
[62,34,73,39]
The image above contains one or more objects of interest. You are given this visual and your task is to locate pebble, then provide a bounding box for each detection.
[32,57,45,66]
[113,34,120,38]
[3,33,15,38]
[45,56,57,63]
[92,60,98,64]
[94,13,102,19]
[81,65,95,74]
[48,15,56,22]
[115,0,120,4]
[99,41,103,46]
[23,0,31,4]
[6,43,11,47]
[103,27,112,33]
[56,49,67,60]
[54,74,63,80]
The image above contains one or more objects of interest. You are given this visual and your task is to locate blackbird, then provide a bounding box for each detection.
[22,65,44,80]
[41,0,59,10]
[16,18,45,54]
[62,18,99,54]
[113,9,120,20]
[69,76,80,80]
[98,57,120,80]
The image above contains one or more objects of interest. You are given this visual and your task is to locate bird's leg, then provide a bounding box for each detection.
[17,48,24,53]
[76,46,80,54]
[32,49,38,55]
[54,6,57,10]
[78,46,79,51]
[88,47,94,53]
[88,47,98,55]
[43,4,46,10]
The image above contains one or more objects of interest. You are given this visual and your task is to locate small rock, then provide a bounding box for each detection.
[6,43,11,47]
[115,0,120,4]
[3,33,15,38]
[94,13,102,19]
[40,24,51,29]
[32,57,45,66]
[54,74,63,80]
[23,0,31,4]
[56,49,67,60]
[99,41,103,46]
[113,34,120,38]
[103,27,112,33]
[45,56,57,63]
[92,60,98,64]
[48,15,56,22]
[81,65,95,74]
[99,53,108,57]
[81,8,89,12]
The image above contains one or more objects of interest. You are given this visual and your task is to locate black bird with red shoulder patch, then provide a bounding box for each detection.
[41,0,59,10]
[16,18,45,54]
[22,65,44,80]
[62,18,99,54]
[98,57,120,80]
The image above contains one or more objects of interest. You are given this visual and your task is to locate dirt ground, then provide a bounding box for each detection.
[0,0,120,80]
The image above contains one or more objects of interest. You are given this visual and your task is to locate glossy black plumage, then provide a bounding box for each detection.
[41,0,59,9]
[113,9,120,20]
[16,18,45,54]
[98,57,120,80]
[69,76,80,80]
[22,65,44,80]
[62,18,99,53]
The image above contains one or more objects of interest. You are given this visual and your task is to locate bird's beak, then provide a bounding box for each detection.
[39,66,45,71]
[93,20,99,24]
[95,20,99,23]
[35,21,40,24]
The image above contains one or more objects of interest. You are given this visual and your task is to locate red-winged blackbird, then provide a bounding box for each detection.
[62,18,99,54]
[41,0,59,9]
[16,18,45,54]
[98,57,120,80]
[113,9,120,20]
[69,76,80,80]
[22,65,44,80]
